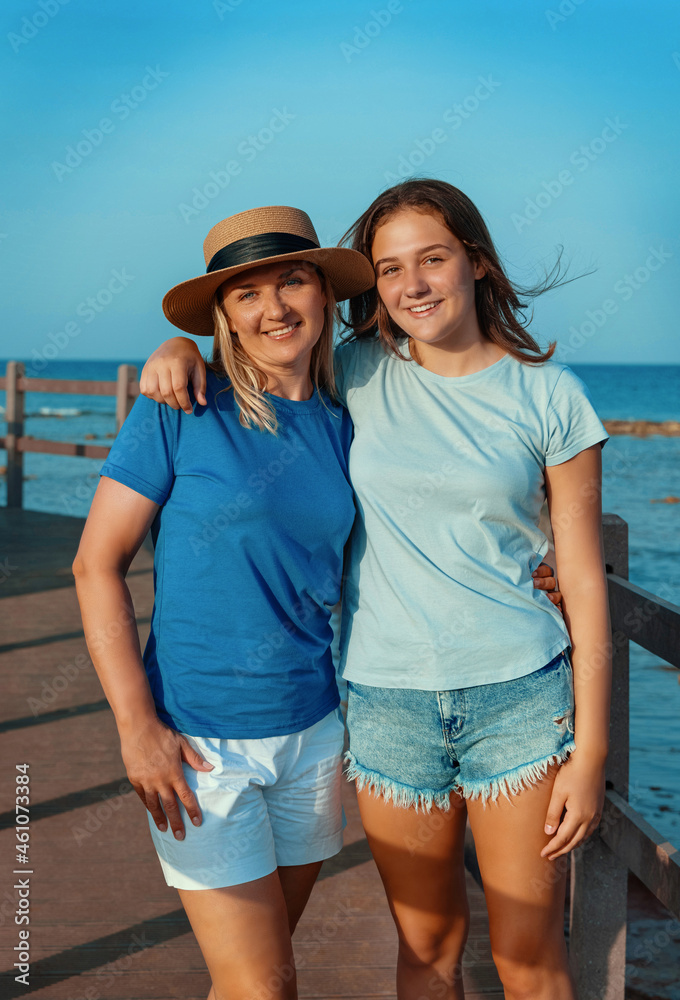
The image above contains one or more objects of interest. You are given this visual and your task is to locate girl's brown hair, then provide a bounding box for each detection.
[339,178,572,364]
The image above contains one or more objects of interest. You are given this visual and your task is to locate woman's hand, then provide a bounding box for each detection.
[540,752,606,860]
[533,561,562,608]
[139,336,207,414]
[120,716,214,839]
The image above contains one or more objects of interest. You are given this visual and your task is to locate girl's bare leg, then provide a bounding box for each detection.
[466,765,575,1000]
[356,786,469,999]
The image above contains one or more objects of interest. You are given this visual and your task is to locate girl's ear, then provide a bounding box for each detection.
[463,242,486,281]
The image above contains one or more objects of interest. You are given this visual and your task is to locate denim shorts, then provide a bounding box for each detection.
[345,650,575,810]
[148,707,346,889]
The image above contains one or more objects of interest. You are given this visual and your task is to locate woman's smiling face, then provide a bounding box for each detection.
[220,259,326,376]
[372,208,485,351]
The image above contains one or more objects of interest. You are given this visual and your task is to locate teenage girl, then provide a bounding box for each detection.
[140,180,609,1000]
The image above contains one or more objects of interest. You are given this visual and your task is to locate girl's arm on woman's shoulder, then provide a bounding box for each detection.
[140,336,207,414]
[541,443,611,860]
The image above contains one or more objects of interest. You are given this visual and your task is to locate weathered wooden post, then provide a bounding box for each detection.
[569,513,629,999]
[115,364,137,432]
[5,361,25,508]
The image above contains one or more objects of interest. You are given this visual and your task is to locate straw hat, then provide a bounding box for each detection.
[162,205,375,336]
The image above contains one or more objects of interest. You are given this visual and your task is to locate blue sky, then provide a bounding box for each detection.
[2,0,679,366]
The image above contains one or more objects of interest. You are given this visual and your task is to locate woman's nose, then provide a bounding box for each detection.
[264,289,289,320]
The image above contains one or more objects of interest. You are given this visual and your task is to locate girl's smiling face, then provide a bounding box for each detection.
[372,208,486,352]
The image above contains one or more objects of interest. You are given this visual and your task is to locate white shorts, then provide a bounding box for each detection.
[148,707,346,890]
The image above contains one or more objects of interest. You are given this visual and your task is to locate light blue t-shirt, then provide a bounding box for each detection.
[100,370,355,738]
[334,337,608,690]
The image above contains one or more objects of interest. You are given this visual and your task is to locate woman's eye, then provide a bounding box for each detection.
[283,277,302,287]
[240,291,256,301]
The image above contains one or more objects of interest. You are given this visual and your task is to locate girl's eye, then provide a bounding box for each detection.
[381,266,399,276]
[424,256,442,264]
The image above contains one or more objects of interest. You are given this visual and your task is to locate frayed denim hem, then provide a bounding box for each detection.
[459,741,576,807]
[344,751,455,813]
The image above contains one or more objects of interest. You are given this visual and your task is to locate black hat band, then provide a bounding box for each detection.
[206,232,320,275]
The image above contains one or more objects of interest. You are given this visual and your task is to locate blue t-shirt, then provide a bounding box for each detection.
[334,337,608,690]
[100,370,355,738]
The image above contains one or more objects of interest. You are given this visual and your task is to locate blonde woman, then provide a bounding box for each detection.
[73,207,375,1000]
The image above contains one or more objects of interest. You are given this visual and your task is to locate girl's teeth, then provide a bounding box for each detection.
[409,302,439,313]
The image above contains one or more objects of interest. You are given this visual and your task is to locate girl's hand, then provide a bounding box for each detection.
[139,336,207,414]
[120,717,214,839]
[541,752,605,860]
[533,561,562,608]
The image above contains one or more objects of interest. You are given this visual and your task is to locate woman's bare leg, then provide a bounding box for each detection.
[466,765,575,1000]
[278,860,324,933]
[180,872,296,1000]
[356,786,469,999]
[201,862,323,999]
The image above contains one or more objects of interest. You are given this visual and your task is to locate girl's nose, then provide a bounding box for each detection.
[403,271,430,297]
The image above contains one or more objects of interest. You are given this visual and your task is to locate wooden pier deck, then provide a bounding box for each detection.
[2,509,678,998]
[0,509,506,999]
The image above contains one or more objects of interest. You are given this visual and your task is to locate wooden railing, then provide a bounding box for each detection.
[568,514,678,999]
[0,361,139,507]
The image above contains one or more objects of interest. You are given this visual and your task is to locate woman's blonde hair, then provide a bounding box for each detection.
[207,263,337,434]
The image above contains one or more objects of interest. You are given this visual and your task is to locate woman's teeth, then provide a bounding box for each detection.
[408,301,441,314]
[265,323,298,338]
